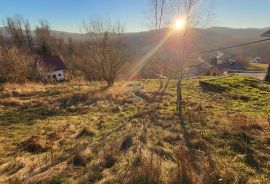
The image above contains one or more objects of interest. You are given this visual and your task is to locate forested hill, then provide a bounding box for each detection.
[1,26,270,57]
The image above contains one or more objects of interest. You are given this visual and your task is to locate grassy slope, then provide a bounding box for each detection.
[246,63,269,71]
[0,75,269,184]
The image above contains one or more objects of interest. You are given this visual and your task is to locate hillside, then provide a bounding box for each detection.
[0,75,269,183]
[1,27,270,57]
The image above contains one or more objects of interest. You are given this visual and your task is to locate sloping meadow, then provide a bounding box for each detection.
[0,75,269,183]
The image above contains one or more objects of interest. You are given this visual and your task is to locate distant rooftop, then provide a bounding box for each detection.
[40,56,66,71]
[261,29,270,37]
[217,61,245,71]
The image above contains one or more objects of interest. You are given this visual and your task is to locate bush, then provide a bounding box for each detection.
[0,47,38,83]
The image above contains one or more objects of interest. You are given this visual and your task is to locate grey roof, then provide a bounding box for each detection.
[261,29,270,37]
[186,62,212,76]
[217,61,245,71]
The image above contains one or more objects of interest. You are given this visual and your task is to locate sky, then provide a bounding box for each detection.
[0,0,269,33]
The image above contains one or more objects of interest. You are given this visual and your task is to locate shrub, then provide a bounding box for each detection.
[0,47,38,83]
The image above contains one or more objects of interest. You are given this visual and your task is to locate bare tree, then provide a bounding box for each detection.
[146,0,167,30]
[0,16,38,83]
[167,0,215,121]
[4,16,26,50]
[81,18,126,87]
[145,0,169,89]
[35,20,58,56]
[24,19,33,51]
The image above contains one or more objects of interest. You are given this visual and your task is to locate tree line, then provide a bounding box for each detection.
[0,16,128,87]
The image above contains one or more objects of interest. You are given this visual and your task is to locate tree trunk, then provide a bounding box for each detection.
[265,64,270,82]
[106,78,115,88]
[177,79,183,123]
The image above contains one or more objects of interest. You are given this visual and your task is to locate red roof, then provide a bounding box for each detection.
[41,56,66,71]
[209,65,227,74]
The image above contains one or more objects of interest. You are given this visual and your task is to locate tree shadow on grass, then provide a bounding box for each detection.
[0,84,112,126]
[0,101,92,126]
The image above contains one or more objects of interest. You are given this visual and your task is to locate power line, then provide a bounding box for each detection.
[202,38,270,53]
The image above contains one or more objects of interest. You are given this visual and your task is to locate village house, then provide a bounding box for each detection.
[217,60,245,71]
[251,57,264,63]
[185,62,212,77]
[216,51,225,64]
[38,56,66,82]
[206,65,228,76]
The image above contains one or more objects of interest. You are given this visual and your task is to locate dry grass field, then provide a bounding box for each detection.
[0,75,269,184]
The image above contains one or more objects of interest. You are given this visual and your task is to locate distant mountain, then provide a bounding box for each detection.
[0,27,84,41]
[1,26,270,58]
[121,27,270,58]
[196,27,270,58]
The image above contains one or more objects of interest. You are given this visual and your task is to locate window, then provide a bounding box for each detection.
[58,73,62,77]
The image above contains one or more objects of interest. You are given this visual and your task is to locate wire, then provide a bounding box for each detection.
[201,38,270,53]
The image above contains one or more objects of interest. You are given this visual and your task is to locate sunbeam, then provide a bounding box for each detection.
[127,30,174,80]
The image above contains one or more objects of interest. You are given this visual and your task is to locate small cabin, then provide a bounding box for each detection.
[207,65,228,76]
[38,56,66,81]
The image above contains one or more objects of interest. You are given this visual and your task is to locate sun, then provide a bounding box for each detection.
[174,19,186,30]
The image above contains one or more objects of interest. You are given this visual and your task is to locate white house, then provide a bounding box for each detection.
[251,57,263,63]
[216,51,225,64]
[38,56,66,81]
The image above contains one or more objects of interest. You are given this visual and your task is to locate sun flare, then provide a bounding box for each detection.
[174,19,186,30]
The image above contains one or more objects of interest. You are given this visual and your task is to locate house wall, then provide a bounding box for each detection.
[209,66,227,76]
[45,70,65,81]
